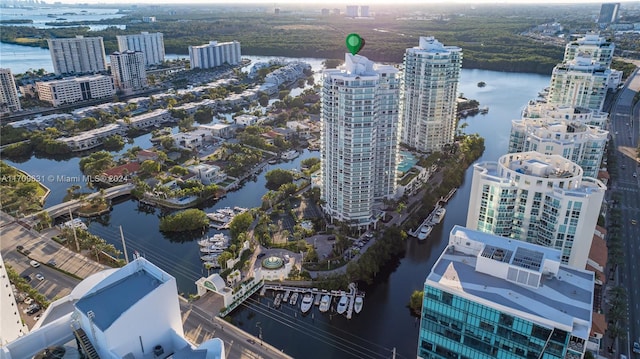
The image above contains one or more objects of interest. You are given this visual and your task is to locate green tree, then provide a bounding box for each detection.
[229,211,253,241]
[408,290,424,316]
[265,168,294,190]
[77,117,98,131]
[140,160,161,176]
[159,209,208,232]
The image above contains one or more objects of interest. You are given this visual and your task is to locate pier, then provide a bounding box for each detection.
[261,282,364,319]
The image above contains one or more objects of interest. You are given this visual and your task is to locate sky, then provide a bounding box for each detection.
[29,0,640,4]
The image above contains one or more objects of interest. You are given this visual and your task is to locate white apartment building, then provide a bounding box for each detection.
[321,54,400,227]
[59,123,125,151]
[36,75,115,107]
[418,225,594,359]
[188,163,227,185]
[0,253,28,346]
[189,40,241,70]
[0,257,224,359]
[509,103,609,178]
[466,151,606,268]
[47,36,107,75]
[400,37,462,153]
[116,32,165,66]
[0,68,21,114]
[547,55,610,111]
[110,50,147,94]
[563,33,615,67]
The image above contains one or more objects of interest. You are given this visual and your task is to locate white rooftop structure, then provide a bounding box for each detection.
[429,226,593,339]
[0,257,224,359]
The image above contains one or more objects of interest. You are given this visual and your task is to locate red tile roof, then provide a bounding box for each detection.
[590,312,607,336]
[102,162,140,177]
[588,233,608,270]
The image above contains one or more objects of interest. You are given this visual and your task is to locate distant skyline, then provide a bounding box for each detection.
[20,0,640,5]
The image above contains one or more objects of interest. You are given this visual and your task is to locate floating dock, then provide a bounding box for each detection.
[262,283,364,319]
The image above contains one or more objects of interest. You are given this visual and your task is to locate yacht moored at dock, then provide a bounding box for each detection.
[353,296,364,314]
[289,292,299,306]
[319,295,331,313]
[300,293,313,313]
[274,293,283,309]
[417,225,433,241]
[336,296,349,315]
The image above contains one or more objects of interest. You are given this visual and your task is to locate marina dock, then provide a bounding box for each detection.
[261,282,364,319]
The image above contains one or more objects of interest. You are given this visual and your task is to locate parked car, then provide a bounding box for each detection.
[29,260,40,268]
[257,253,266,259]
[16,245,24,251]
[23,249,31,255]
[22,274,31,282]
[633,341,640,354]
[35,273,45,281]
[23,297,33,305]
[47,259,57,267]
[27,306,41,315]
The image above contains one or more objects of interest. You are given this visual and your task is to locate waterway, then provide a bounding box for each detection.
[1,42,551,358]
[0,6,124,29]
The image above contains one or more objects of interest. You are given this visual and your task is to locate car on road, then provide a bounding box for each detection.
[631,219,637,225]
[246,339,256,345]
[633,172,637,178]
[257,253,266,259]
[35,273,44,281]
[327,235,336,241]
[47,259,57,267]
[29,260,40,268]
[633,341,640,354]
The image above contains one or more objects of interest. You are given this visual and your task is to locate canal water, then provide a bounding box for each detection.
[3,44,551,357]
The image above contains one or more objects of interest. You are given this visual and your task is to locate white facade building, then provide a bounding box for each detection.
[321,53,400,227]
[563,33,615,67]
[0,253,28,346]
[36,75,115,107]
[188,164,227,185]
[47,36,107,75]
[400,37,462,153]
[0,257,224,359]
[547,55,610,111]
[116,32,165,66]
[466,151,606,268]
[0,68,21,114]
[59,123,125,151]
[189,41,241,70]
[509,103,609,178]
[110,50,148,94]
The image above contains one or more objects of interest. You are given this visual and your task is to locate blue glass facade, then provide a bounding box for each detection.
[418,285,586,359]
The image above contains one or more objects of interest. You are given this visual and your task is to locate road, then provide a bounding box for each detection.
[608,68,640,357]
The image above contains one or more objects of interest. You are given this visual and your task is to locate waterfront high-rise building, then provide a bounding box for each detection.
[598,3,620,24]
[188,41,241,70]
[417,225,594,359]
[563,33,615,68]
[509,102,609,178]
[400,37,462,153]
[116,32,165,67]
[0,68,22,114]
[466,151,606,268]
[547,54,610,111]
[110,50,147,94]
[321,54,400,227]
[346,5,358,17]
[47,36,107,75]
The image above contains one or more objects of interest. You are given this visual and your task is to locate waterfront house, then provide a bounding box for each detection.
[188,163,227,185]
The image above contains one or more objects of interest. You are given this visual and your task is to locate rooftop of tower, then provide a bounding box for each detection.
[426,226,594,338]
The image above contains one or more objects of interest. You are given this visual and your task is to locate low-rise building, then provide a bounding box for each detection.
[235,114,259,126]
[171,128,213,149]
[59,123,125,151]
[36,75,115,107]
[136,149,160,163]
[199,123,235,139]
[286,121,311,137]
[188,163,227,185]
[119,109,172,129]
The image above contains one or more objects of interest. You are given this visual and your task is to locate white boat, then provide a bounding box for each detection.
[198,233,228,247]
[274,293,283,309]
[300,293,313,313]
[200,245,225,253]
[59,218,87,230]
[289,292,299,306]
[353,296,363,314]
[433,208,446,224]
[283,290,291,302]
[200,254,218,261]
[319,295,331,313]
[336,296,349,315]
[281,150,300,160]
[417,225,433,241]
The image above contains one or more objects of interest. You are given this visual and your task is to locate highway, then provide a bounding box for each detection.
[608,68,640,358]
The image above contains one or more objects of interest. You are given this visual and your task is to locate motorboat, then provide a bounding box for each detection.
[281,150,299,160]
[289,292,299,306]
[283,290,291,303]
[353,296,363,314]
[300,293,313,313]
[274,293,283,309]
[200,254,218,261]
[200,245,225,253]
[336,296,349,315]
[319,295,331,313]
[417,225,432,241]
[203,260,219,269]
[198,233,228,247]
[433,208,446,224]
